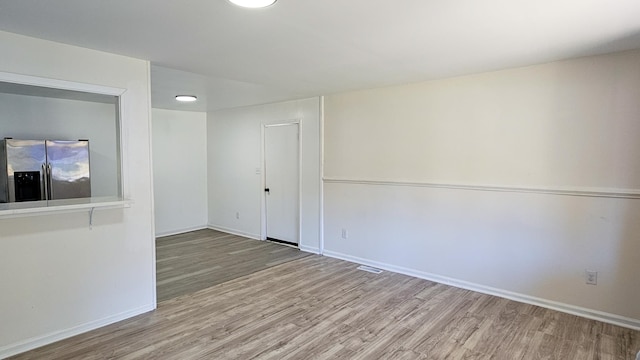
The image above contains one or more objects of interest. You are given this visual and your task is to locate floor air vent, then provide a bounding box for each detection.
[357,265,383,274]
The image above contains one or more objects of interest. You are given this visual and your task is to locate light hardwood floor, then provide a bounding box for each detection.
[156,229,310,302]
[9,234,640,359]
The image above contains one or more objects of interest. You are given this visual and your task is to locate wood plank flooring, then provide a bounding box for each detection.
[156,229,310,302]
[10,250,640,359]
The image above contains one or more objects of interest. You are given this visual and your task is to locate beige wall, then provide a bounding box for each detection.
[323,49,640,328]
[325,50,640,190]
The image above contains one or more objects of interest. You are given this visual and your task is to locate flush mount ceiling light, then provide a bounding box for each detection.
[175,95,197,102]
[228,0,276,8]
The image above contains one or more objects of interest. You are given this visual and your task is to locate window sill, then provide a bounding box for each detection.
[0,197,133,219]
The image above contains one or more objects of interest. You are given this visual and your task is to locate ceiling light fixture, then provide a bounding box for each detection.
[228,0,276,9]
[175,95,197,102]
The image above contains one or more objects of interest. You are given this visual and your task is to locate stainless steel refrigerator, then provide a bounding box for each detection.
[0,139,91,203]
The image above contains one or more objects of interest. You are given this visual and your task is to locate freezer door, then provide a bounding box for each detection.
[4,139,47,203]
[46,140,91,200]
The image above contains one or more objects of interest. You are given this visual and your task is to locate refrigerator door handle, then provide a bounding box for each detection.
[46,163,52,200]
[42,163,49,201]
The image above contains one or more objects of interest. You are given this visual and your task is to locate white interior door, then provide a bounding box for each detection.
[264,123,299,245]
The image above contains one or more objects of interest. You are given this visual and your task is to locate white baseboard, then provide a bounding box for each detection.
[0,303,155,359]
[299,244,320,254]
[155,225,208,238]
[207,224,261,240]
[323,250,640,331]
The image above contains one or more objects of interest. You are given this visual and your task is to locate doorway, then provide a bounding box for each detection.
[263,122,300,246]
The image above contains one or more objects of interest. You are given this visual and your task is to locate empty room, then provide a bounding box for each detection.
[0,1,639,359]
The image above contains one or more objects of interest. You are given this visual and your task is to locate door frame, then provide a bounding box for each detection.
[261,120,302,246]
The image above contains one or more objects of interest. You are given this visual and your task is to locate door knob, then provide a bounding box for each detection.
[265,188,270,193]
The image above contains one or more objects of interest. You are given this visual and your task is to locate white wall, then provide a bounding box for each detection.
[0,31,155,358]
[323,50,640,328]
[0,94,119,197]
[152,108,208,236]
[207,98,321,253]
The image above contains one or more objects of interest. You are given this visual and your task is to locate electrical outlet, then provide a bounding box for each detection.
[585,270,597,285]
[236,212,240,219]
[341,228,348,239]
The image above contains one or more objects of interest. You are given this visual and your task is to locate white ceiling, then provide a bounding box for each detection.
[0,0,639,112]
